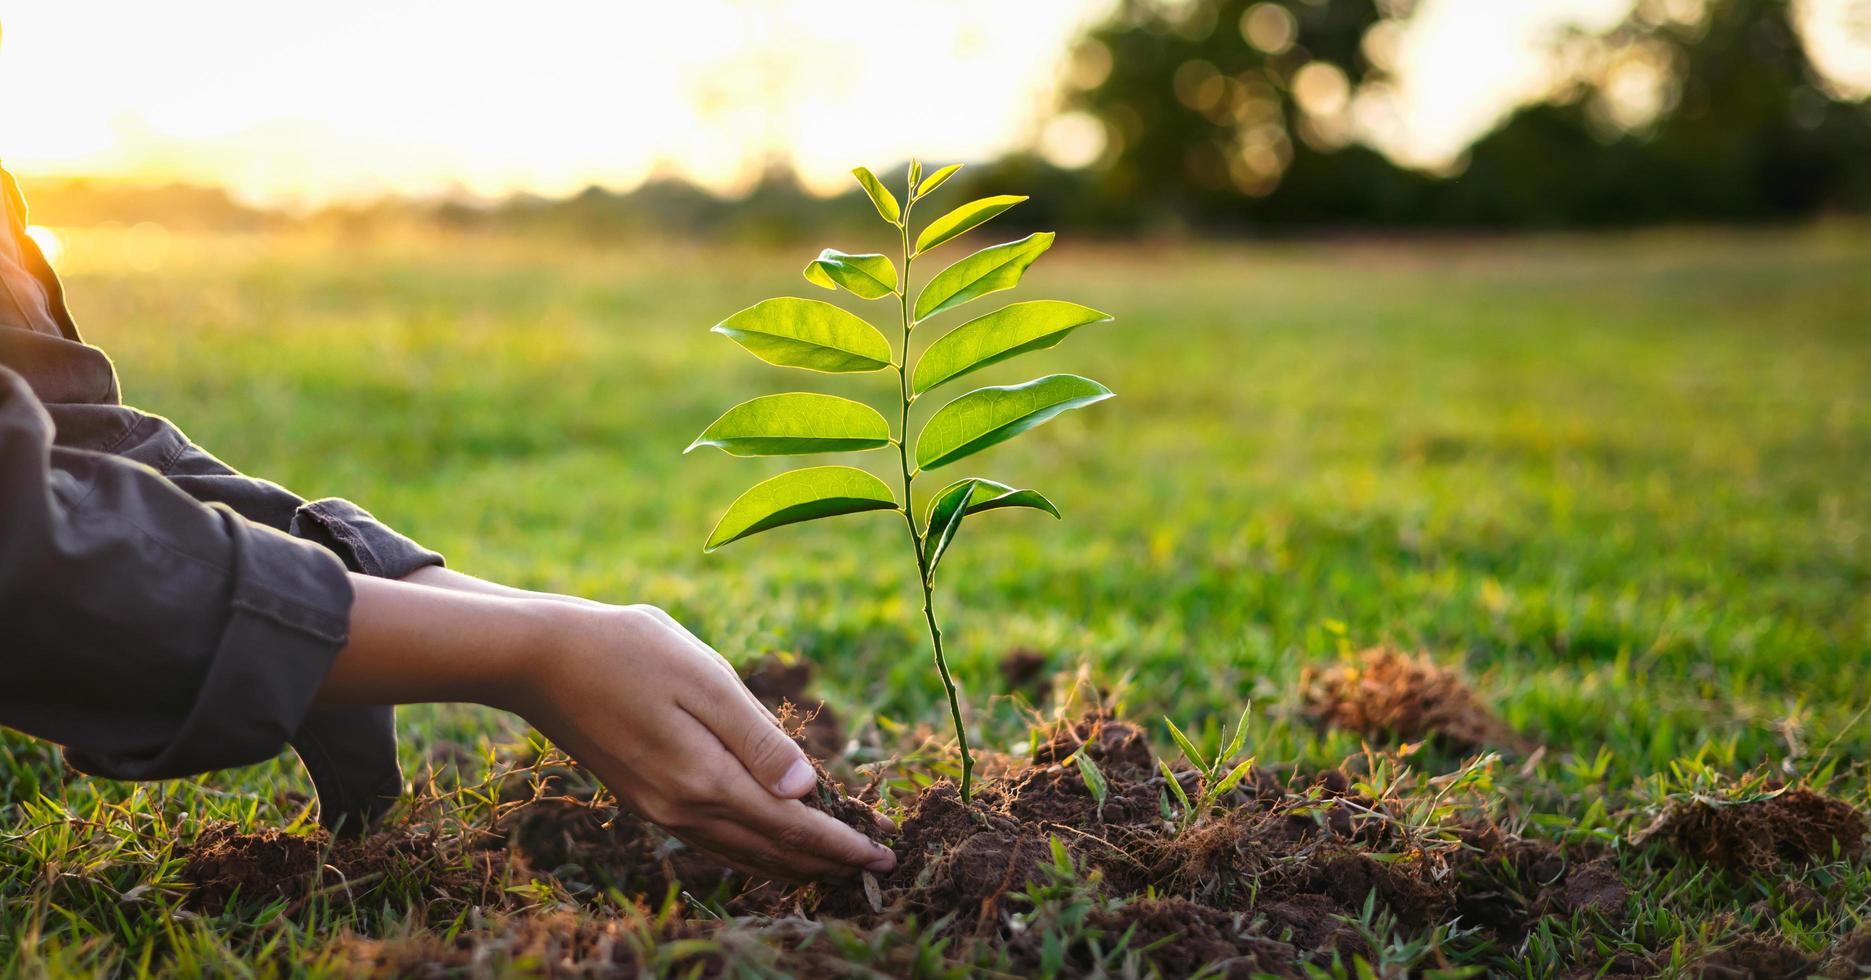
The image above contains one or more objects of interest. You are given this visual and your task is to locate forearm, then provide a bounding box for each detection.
[399,563,602,606]
[314,573,560,712]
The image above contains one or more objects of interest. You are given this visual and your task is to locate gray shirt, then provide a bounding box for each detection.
[0,162,443,832]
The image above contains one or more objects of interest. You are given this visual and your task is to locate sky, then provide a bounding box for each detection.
[1,0,1866,207]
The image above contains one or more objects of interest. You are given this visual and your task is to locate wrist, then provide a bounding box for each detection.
[482,597,585,715]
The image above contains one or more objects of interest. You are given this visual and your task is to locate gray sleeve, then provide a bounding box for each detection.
[0,365,356,781]
[150,428,432,833]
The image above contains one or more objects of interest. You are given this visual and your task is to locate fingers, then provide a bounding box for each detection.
[679,693,817,799]
[691,803,896,879]
[648,692,893,878]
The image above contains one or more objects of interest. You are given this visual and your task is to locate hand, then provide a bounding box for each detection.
[512,603,897,881]
[319,575,896,882]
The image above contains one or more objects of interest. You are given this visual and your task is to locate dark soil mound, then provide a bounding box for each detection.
[1300,646,1530,753]
[1689,934,1817,979]
[1646,787,1868,872]
[179,823,500,914]
[1079,898,1303,978]
[1825,925,1871,978]
[340,908,719,976]
[1000,647,1053,699]
[766,711,1623,974]
[489,795,737,900]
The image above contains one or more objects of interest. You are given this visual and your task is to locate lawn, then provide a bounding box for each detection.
[3,221,1869,976]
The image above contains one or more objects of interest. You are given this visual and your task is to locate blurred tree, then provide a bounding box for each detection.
[1058,0,1416,229]
[1054,0,1871,228]
[1442,0,1871,224]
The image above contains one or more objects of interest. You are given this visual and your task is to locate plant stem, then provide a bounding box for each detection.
[894,190,976,802]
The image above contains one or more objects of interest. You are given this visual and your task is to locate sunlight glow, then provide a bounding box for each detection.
[0,0,1864,203]
[23,225,62,265]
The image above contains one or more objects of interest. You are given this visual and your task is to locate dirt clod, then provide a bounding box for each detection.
[492,796,738,900]
[1000,647,1053,700]
[1689,934,1818,979]
[1077,898,1302,978]
[192,705,1665,978]
[788,709,1626,978]
[1825,925,1871,978]
[1646,787,1868,872]
[179,823,498,915]
[1300,646,1529,753]
[1029,713,1155,774]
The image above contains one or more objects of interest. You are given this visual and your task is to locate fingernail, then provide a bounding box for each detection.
[774,759,817,797]
[865,847,897,873]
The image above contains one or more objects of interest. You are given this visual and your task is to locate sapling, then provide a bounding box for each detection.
[686,160,1114,802]
[1160,706,1256,829]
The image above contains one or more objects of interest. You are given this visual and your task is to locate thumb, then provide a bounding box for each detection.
[695,678,819,798]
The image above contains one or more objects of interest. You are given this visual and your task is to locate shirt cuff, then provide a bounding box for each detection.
[289,497,444,579]
[64,510,355,781]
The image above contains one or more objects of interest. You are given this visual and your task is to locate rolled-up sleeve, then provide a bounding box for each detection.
[0,366,356,780]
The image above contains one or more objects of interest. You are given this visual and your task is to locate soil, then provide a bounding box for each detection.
[488,794,738,900]
[1688,933,1818,979]
[179,822,502,915]
[1300,646,1531,754]
[1825,925,1871,978]
[339,908,721,976]
[1644,787,1869,872]
[1000,646,1054,700]
[757,711,1629,974]
[186,661,1871,978]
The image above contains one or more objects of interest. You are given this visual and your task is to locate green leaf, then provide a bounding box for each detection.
[917,163,963,198]
[1222,703,1253,762]
[703,466,897,551]
[915,232,1055,321]
[1211,757,1258,798]
[803,249,898,300]
[911,300,1112,394]
[1047,835,1074,875]
[1159,758,1192,813]
[1164,717,1207,771]
[926,476,1059,534]
[685,393,891,457]
[908,158,923,188]
[713,298,893,374]
[1073,751,1109,804]
[851,166,901,224]
[914,195,1025,255]
[914,374,1113,470]
[921,477,1057,574]
[921,479,978,576]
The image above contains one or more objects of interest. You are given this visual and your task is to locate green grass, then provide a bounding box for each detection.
[4,223,1869,975]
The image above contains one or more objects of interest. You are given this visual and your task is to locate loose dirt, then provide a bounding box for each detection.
[1300,646,1531,753]
[489,794,738,901]
[1644,787,1869,872]
[1688,933,1818,979]
[758,712,1627,974]
[1000,646,1054,700]
[184,663,1871,978]
[1824,925,1871,978]
[179,823,502,915]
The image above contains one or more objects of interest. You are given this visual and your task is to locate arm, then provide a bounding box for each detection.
[319,574,896,881]
[0,366,355,779]
[0,365,888,880]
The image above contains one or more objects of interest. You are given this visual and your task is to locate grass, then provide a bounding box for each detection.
[3,221,1869,975]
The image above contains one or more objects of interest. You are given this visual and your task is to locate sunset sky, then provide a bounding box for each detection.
[2,0,1865,206]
